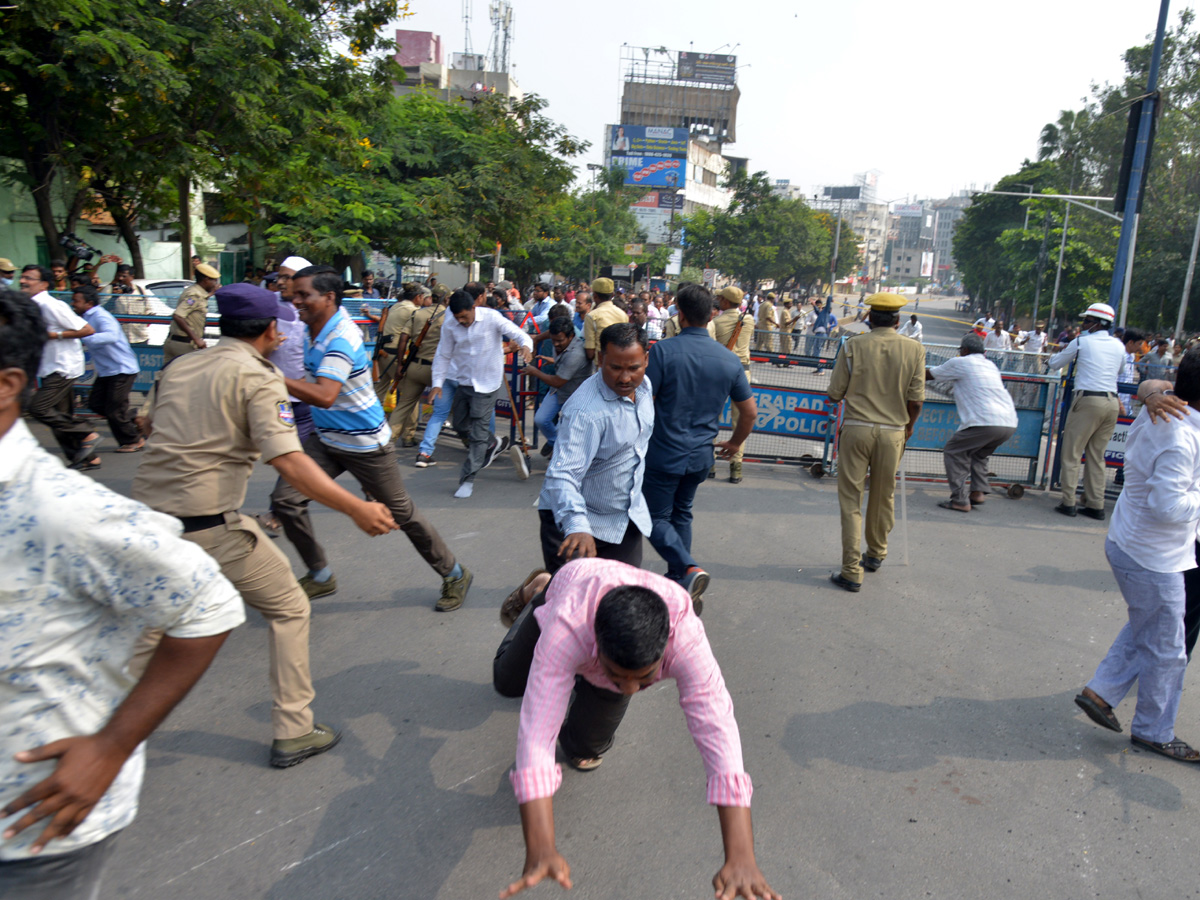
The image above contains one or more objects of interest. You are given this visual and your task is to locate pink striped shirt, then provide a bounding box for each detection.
[509,558,753,807]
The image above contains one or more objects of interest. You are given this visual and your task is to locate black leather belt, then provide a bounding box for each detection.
[413,358,432,365]
[169,334,191,343]
[178,513,227,533]
[1079,390,1116,398]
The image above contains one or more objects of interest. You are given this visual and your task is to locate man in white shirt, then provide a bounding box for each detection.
[898,314,923,342]
[1048,302,1126,518]
[1074,349,1200,763]
[983,321,1012,351]
[1018,321,1048,355]
[19,264,99,467]
[0,289,244,898]
[431,291,533,498]
[926,333,1018,512]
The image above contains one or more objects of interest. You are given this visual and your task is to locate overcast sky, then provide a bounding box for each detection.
[396,0,1188,202]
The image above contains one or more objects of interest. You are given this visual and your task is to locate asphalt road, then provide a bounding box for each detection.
[20,311,1196,900]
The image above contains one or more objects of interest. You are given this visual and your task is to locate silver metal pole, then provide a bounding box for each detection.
[1175,202,1200,342]
[1048,203,1070,330]
[1119,213,1139,327]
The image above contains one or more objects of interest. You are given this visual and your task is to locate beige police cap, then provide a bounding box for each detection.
[591,277,614,294]
[0,258,13,273]
[717,286,744,304]
[432,283,451,298]
[767,291,777,299]
[865,292,906,311]
[194,262,220,279]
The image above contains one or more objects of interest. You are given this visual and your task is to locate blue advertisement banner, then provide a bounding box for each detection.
[610,154,686,188]
[908,400,1042,456]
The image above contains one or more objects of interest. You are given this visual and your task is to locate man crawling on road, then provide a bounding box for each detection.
[492,557,780,899]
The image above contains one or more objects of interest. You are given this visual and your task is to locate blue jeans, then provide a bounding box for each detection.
[1088,538,1188,743]
[534,391,562,445]
[642,466,709,580]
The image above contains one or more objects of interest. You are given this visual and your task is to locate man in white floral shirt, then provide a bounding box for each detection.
[0,289,245,900]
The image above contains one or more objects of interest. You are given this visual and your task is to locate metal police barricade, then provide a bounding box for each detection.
[819,341,1061,495]
[711,328,845,470]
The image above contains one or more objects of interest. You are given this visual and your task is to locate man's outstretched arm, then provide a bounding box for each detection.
[500,797,572,898]
[713,806,781,900]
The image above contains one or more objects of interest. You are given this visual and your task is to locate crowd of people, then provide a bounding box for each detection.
[10,249,1200,900]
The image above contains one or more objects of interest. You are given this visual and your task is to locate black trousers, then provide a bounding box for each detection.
[88,373,139,446]
[493,591,630,760]
[1184,542,1200,659]
[27,373,93,457]
[0,830,121,900]
[538,509,643,575]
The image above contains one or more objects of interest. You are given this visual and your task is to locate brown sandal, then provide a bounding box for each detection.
[499,569,549,628]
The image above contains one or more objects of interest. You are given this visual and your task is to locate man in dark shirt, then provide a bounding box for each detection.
[641,283,756,607]
[523,317,590,457]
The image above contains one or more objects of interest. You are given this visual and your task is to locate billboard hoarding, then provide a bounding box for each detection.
[894,204,923,217]
[609,124,688,157]
[611,155,686,188]
[676,51,736,85]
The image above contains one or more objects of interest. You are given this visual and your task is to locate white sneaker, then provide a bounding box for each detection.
[454,481,474,499]
[511,445,530,480]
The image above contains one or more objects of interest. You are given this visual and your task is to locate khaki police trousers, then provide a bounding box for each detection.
[129,514,315,740]
[389,359,432,442]
[1059,393,1119,510]
[754,324,775,352]
[837,424,906,583]
[724,366,752,466]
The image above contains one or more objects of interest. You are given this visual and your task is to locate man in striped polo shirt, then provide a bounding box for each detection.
[272,266,473,612]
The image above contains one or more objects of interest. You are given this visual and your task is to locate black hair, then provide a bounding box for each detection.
[464,282,486,300]
[1176,348,1200,403]
[593,290,613,303]
[116,264,134,274]
[0,289,47,404]
[1123,327,1146,346]
[548,303,571,321]
[22,264,53,286]
[599,321,646,353]
[548,316,574,336]
[675,282,713,326]
[72,284,101,307]
[294,265,343,301]
[400,282,422,301]
[219,316,276,338]
[535,282,551,292]
[49,258,67,269]
[594,586,670,670]
[868,309,899,329]
[449,291,474,315]
[489,290,507,308]
[69,272,91,286]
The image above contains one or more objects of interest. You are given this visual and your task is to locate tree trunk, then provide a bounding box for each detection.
[112,208,144,279]
[178,175,192,278]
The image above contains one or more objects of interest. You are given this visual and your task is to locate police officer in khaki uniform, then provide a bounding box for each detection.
[390,289,447,446]
[754,291,777,352]
[711,286,754,483]
[826,293,926,591]
[131,283,397,766]
[583,277,628,366]
[162,263,219,364]
[662,310,716,340]
[373,282,422,404]
[778,298,797,354]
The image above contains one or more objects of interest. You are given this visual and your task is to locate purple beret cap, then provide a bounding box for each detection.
[215,282,282,319]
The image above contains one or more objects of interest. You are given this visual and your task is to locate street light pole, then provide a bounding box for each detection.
[1048,203,1070,333]
[828,197,843,300]
[1175,201,1200,341]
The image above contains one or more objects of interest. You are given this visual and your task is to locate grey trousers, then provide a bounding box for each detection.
[0,831,121,900]
[451,384,502,484]
[1059,393,1120,509]
[943,425,1016,505]
[272,434,456,577]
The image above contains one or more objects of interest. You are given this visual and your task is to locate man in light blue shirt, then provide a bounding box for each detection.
[537,322,653,574]
[527,282,555,331]
[71,284,142,451]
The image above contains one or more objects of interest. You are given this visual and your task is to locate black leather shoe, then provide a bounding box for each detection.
[1079,507,1106,520]
[1054,504,1078,517]
[861,556,883,572]
[829,573,862,593]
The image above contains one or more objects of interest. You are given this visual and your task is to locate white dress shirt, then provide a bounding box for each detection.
[1048,329,1126,392]
[1109,409,1200,572]
[1019,330,1047,353]
[927,353,1018,429]
[898,320,923,342]
[0,420,245,860]
[983,330,1012,351]
[433,306,533,393]
[32,290,88,379]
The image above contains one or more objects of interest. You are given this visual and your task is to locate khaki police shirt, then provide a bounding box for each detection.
[583,300,629,352]
[712,307,753,367]
[167,283,210,344]
[757,301,776,330]
[132,338,303,517]
[827,326,926,428]
[663,315,716,340]
[408,304,447,362]
[380,299,418,353]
